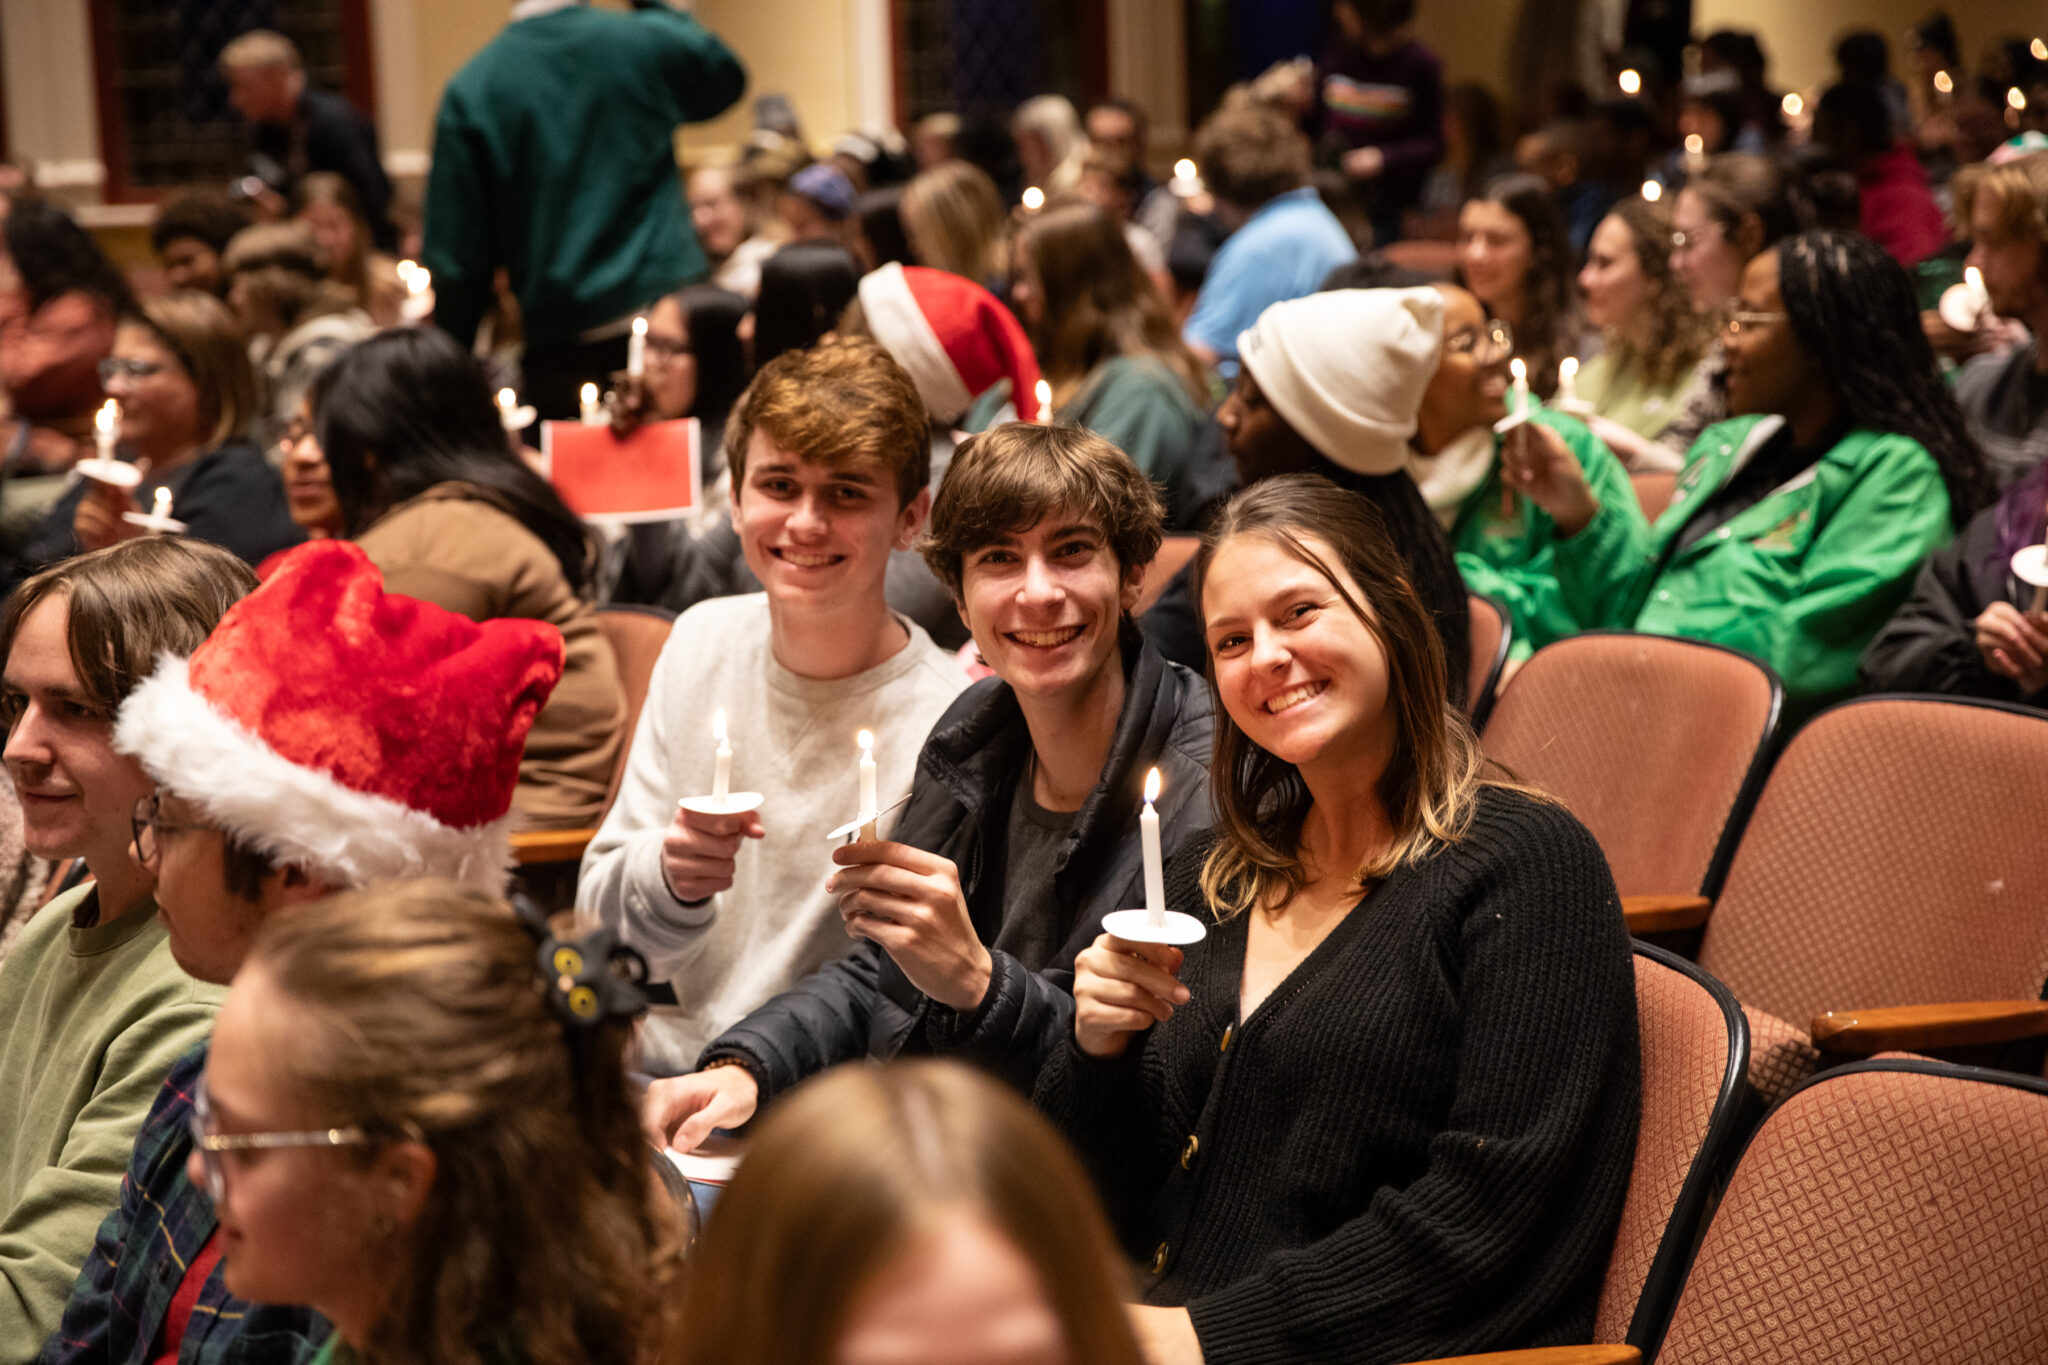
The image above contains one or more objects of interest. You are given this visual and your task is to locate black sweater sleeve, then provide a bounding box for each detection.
[1188,801,1638,1365]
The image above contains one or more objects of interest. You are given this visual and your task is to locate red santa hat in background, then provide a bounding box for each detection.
[857,263,1042,424]
[115,540,564,893]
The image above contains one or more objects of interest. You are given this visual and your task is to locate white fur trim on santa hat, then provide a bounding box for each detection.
[114,655,517,894]
[858,263,975,422]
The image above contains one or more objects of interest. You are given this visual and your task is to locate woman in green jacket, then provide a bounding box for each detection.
[1501,230,1994,716]
[1408,283,1635,661]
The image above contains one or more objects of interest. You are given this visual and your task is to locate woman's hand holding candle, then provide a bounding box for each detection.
[73,479,141,551]
[661,803,766,904]
[826,842,989,1010]
[1499,418,1599,537]
[1072,932,1189,1059]
[1975,600,2048,694]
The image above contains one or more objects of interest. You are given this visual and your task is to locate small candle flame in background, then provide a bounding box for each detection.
[497,387,516,411]
[1683,133,1704,155]
[1020,187,1045,212]
[1640,179,1664,202]
[151,487,173,519]
[1618,68,1641,95]
[1781,92,1804,119]
[96,401,118,435]
[1174,159,1196,181]
[1932,71,1954,95]
[1035,379,1053,422]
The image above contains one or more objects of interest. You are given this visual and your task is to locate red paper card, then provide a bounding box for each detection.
[541,418,701,523]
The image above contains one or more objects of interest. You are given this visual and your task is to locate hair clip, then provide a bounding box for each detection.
[513,894,651,1029]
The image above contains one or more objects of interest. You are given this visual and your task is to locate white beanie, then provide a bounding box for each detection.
[1236,287,1445,475]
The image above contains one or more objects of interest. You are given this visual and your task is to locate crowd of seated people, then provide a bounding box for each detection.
[3,5,2048,1364]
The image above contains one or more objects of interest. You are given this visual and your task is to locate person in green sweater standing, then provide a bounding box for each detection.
[1500,229,1996,717]
[1406,282,1633,662]
[0,538,255,1357]
[423,0,745,421]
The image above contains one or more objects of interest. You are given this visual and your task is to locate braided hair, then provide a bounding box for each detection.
[1775,230,1993,526]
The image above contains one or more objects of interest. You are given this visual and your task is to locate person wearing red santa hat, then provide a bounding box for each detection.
[38,537,562,1365]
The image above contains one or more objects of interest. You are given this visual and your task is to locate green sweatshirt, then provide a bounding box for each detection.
[1553,414,1955,716]
[1061,356,1208,518]
[1451,408,1635,660]
[0,883,222,1356]
[423,4,746,348]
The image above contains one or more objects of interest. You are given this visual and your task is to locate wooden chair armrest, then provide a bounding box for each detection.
[1620,894,1712,934]
[1811,1001,2048,1055]
[511,828,597,866]
[1398,1347,1641,1365]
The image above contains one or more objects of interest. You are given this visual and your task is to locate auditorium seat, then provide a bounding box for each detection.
[1480,632,1781,937]
[1465,594,1511,730]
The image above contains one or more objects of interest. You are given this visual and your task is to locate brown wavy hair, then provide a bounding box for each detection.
[675,1060,1146,1365]
[245,881,684,1365]
[1193,475,1531,919]
[1595,196,1715,390]
[1017,202,1206,407]
[130,290,259,449]
[725,336,932,507]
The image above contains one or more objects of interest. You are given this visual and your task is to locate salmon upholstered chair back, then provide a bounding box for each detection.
[1465,595,1511,729]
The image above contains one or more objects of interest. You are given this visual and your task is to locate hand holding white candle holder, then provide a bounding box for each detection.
[677,708,764,818]
[1101,768,1207,946]
[1492,357,1533,435]
[75,401,141,490]
[2013,544,2048,614]
[122,485,188,535]
[496,387,536,433]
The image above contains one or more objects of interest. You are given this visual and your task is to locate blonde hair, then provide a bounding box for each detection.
[901,160,1010,284]
[676,1060,1146,1365]
[246,881,684,1365]
[1017,201,1205,405]
[1194,476,1539,918]
[725,336,931,506]
[217,29,300,73]
[131,291,258,449]
[1953,152,2048,247]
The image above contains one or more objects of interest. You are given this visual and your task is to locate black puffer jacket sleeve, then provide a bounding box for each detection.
[694,941,887,1102]
[1860,505,2036,704]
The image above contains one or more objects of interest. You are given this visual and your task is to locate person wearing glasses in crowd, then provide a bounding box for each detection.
[6,294,302,594]
[187,881,685,1365]
[1501,230,1994,717]
[0,539,253,1358]
[39,539,562,1365]
[1411,283,1632,663]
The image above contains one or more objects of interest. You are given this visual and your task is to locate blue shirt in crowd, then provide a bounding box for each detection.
[1182,186,1358,373]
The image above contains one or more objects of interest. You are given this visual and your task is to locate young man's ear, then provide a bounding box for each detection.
[264,862,342,912]
[1118,555,1146,616]
[894,485,933,551]
[373,1139,439,1233]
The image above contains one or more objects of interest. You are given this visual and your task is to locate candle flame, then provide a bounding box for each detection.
[497,387,516,410]
[2034,38,2047,62]
[404,265,430,298]
[152,486,172,518]
[713,707,727,743]
[96,400,118,435]
[1781,92,1804,119]
[1143,767,1161,803]
[1617,68,1641,95]
[1035,379,1053,422]
[1021,186,1045,211]
[1640,179,1663,202]
[1683,133,1703,154]
[1967,266,1985,291]
[858,729,873,754]
[580,382,599,406]
[632,315,648,337]
[1173,158,1197,181]
[1510,358,1527,382]
[1559,356,1578,381]
[2011,87,2029,112]
[1933,70,1953,95]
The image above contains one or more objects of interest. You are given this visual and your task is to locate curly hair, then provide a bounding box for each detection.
[1460,172,1581,401]
[3,200,134,315]
[1775,230,1993,526]
[1597,196,1715,389]
[246,881,684,1365]
[1192,101,1311,210]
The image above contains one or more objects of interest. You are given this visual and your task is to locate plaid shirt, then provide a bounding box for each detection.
[37,1042,326,1365]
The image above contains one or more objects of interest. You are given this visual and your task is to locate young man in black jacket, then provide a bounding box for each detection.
[648,423,1215,1150]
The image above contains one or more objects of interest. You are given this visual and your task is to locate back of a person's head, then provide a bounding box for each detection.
[132,290,258,449]
[0,538,257,715]
[1021,201,1189,386]
[245,880,682,1365]
[677,1060,1144,1365]
[290,170,367,226]
[1192,101,1311,210]
[217,28,301,73]
[1834,30,1892,85]
[1813,80,1894,160]
[150,188,252,257]
[901,159,1009,283]
[752,241,861,370]
[222,220,336,327]
[673,284,752,424]
[1688,152,1813,248]
[3,198,134,316]
[1011,95,1083,154]
[1953,151,2048,249]
[726,335,931,506]
[921,421,1163,598]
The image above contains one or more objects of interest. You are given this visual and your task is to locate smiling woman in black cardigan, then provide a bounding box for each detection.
[1036,474,1640,1365]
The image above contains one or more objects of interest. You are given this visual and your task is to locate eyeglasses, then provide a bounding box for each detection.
[1670,223,1726,253]
[98,357,168,383]
[1724,310,1788,335]
[188,1074,372,1204]
[1444,318,1515,363]
[130,794,212,872]
[644,336,692,362]
[277,414,313,451]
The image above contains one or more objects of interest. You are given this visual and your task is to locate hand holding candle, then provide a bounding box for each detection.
[1101,768,1206,946]
[677,704,763,821]
[497,387,535,434]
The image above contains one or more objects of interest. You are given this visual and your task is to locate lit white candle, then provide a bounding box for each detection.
[399,263,433,323]
[580,382,602,426]
[1021,186,1045,212]
[1510,357,1530,417]
[95,400,119,462]
[1557,357,1579,409]
[1035,380,1053,423]
[497,387,518,424]
[713,708,732,802]
[628,315,648,377]
[857,729,878,837]
[150,486,172,521]
[1683,132,1706,172]
[1140,767,1166,924]
[1967,266,1989,313]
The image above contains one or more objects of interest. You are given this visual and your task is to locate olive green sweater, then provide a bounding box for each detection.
[0,883,221,1358]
